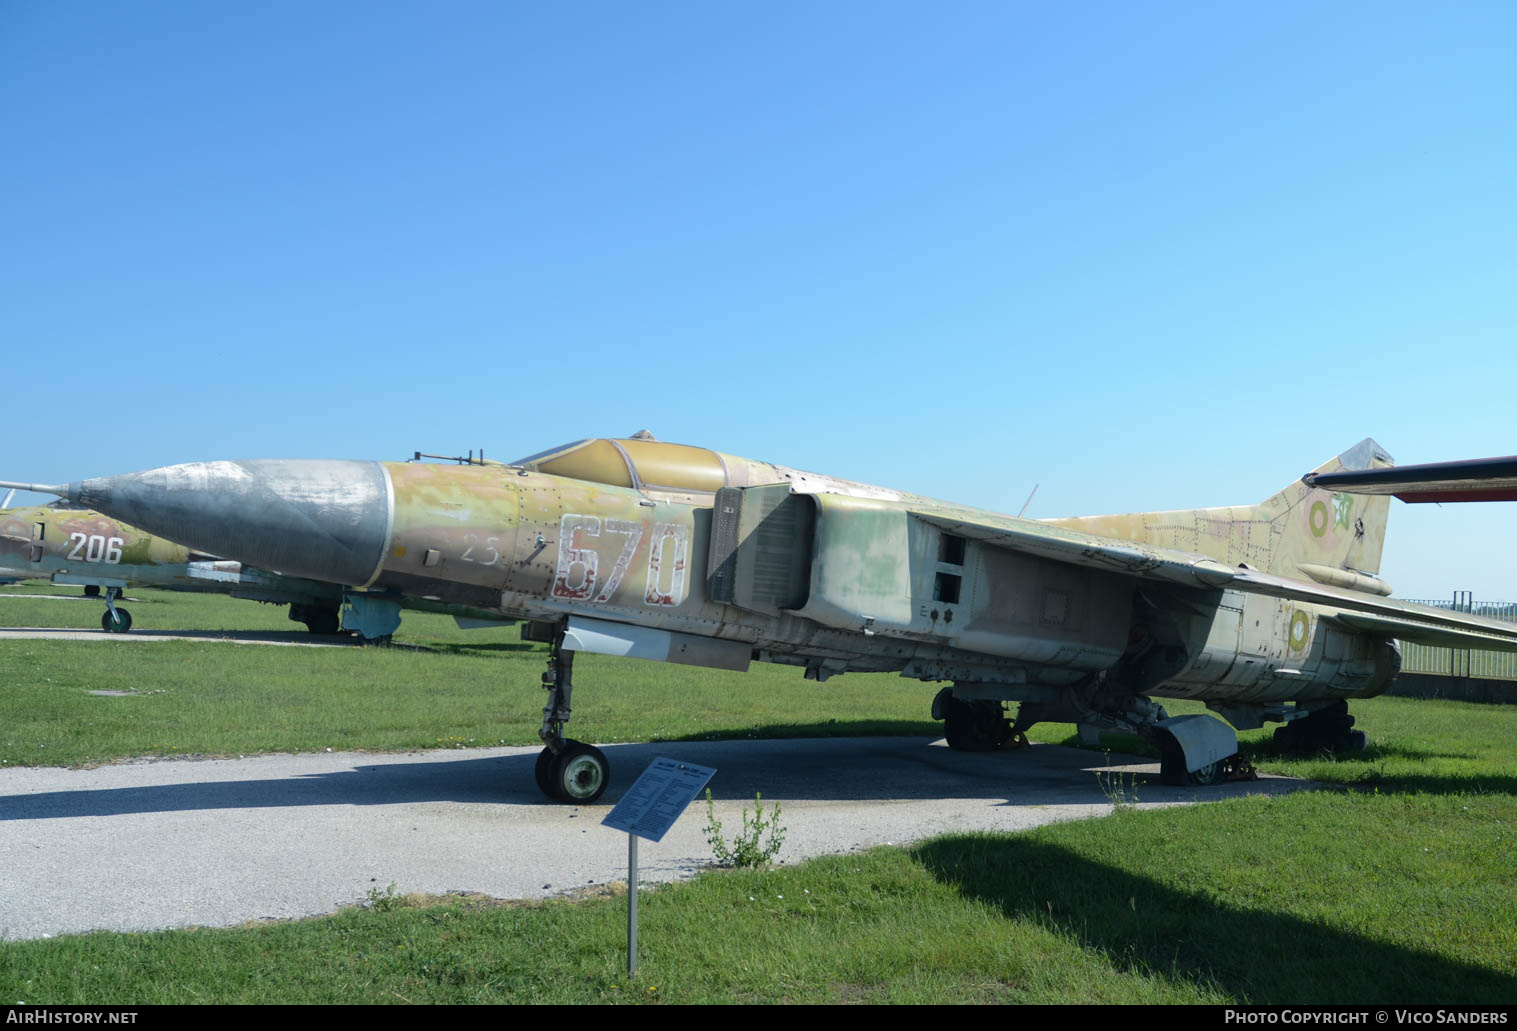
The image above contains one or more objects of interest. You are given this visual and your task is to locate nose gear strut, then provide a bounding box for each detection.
[534,632,610,804]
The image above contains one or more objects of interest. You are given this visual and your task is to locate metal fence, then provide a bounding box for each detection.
[1397,595,1517,680]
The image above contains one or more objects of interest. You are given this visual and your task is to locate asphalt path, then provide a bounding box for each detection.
[0,737,1311,941]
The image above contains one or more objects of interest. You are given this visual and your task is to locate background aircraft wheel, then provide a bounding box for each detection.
[1345,729,1368,752]
[83,585,101,597]
[101,608,132,633]
[549,740,609,804]
[943,697,1005,752]
[534,747,557,796]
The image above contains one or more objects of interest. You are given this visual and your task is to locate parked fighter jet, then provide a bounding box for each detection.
[1305,454,1517,503]
[0,499,345,633]
[0,500,510,636]
[10,436,1517,804]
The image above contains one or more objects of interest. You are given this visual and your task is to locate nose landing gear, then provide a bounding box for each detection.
[100,587,132,633]
[535,637,610,804]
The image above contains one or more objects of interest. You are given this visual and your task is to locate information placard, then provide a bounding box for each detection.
[601,757,717,842]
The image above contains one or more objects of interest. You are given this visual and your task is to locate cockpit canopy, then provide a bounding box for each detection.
[513,438,730,494]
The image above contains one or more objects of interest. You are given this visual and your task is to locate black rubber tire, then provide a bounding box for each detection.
[1186,759,1227,787]
[1274,720,1367,754]
[942,697,1005,752]
[101,608,132,633]
[549,740,610,804]
[83,585,101,597]
[534,747,557,797]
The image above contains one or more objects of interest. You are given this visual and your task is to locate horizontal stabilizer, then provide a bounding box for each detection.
[1323,612,1517,652]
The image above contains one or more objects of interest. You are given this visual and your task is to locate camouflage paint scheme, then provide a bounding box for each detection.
[0,501,511,635]
[0,502,342,627]
[19,435,1517,796]
[353,438,1453,709]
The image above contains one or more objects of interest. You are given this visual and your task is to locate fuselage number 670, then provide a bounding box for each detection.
[552,515,689,607]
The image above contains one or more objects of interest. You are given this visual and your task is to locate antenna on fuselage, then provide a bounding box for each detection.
[1017,484,1039,519]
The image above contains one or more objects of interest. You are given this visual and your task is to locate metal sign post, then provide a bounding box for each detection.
[628,833,638,975]
[602,757,717,977]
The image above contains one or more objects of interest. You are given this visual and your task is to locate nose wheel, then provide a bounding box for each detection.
[536,740,610,804]
[101,608,133,633]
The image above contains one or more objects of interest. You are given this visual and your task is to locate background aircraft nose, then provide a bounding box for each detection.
[67,459,393,586]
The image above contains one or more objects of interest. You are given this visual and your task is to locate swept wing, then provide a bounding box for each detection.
[912,509,1517,652]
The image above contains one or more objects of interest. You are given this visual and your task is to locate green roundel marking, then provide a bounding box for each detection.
[1289,610,1309,650]
[1309,501,1329,538]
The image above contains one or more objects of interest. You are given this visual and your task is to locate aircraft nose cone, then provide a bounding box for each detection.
[75,459,393,586]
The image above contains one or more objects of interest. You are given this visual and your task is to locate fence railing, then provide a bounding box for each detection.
[1397,597,1517,680]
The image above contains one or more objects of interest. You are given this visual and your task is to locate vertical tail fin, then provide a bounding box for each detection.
[1045,438,1395,585]
[1260,438,1394,579]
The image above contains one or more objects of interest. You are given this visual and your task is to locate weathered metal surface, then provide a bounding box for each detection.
[0,502,333,607]
[65,460,394,587]
[1155,713,1238,774]
[1047,438,1394,583]
[30,436,1517,752]
[563,615,751,671]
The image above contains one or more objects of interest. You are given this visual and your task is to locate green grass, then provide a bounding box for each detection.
[3,791,1511,1004]
[2,582,960,768]
[9,583,1517,797]
[4,580,1517,1004]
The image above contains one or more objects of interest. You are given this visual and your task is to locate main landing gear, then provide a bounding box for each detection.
[289,602,342,635]
[535,638,610,804]
[1273,700,1368,753]
[932,685,1247,788]
[100,587,132,633]
[937,693,1015,752]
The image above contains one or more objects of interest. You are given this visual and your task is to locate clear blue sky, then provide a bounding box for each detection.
[3,2,1514,598]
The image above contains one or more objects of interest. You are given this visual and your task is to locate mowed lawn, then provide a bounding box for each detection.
[2,583,1514,1004]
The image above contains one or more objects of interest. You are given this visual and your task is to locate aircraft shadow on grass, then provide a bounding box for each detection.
[0,737,1312,821]
[913,835,1517,1004]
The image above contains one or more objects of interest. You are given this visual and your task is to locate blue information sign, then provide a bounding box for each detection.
[601,757,717,842]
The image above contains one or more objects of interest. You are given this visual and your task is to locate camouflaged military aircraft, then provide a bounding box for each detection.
[0,498,513,637]
[0,499,347,633]
[10,435,1517,804]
